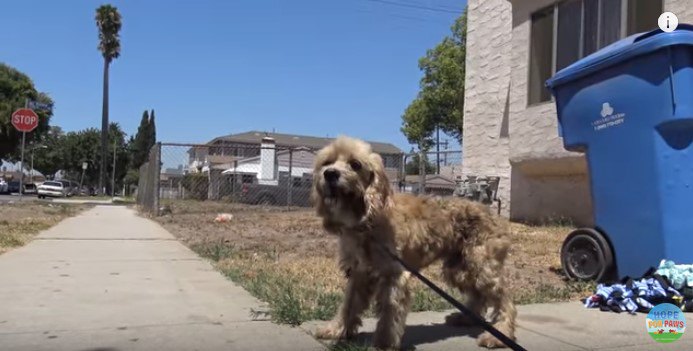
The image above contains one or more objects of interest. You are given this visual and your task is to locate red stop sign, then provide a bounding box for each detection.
[11,108,39,132]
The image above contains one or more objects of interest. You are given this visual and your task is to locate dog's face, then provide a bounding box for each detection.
[311,136,391,231]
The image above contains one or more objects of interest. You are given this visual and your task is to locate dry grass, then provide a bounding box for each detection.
[154,200,594,326]
[0,201,89,254]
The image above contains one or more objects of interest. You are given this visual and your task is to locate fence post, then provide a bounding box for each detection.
[287,148,293,209]
[419,149,426,195]
[232,160,238,202]
[400,153,406,192]
[154,142,161,216]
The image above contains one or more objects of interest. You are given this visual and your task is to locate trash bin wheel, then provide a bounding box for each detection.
[561,228,614,282]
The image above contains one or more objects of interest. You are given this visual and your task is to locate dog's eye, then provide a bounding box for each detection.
[348,160,362,171]
[322,160,333,167]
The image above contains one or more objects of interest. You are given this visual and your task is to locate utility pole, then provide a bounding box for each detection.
[18,98,28,201]
[29,143,34,185]
[436,125,440,174]
[419,145,426,195]
[111,139,117,198]
[30,144,47,184]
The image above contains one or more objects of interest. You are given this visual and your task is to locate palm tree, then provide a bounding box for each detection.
[95,4,122,195]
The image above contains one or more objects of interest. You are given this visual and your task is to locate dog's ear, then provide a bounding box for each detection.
[367,153,389,190]
[364,153,391,216]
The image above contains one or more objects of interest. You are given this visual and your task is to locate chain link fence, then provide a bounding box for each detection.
[132,139,504,215]
[136,141,413,216]
[399,150,464,196]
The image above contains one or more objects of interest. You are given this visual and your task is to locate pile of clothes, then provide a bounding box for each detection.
[583,259,693,314]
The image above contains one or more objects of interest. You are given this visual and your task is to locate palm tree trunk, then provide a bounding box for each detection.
[99,58,110,195]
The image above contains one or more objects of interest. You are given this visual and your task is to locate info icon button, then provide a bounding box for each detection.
[658,12,679,33]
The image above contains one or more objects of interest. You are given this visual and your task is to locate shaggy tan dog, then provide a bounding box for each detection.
[311,136,517,350]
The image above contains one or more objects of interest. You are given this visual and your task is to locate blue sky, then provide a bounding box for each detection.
[1,0,465,153]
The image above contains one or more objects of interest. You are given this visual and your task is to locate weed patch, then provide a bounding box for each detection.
[155,200,592,326]
[0,203,89,254]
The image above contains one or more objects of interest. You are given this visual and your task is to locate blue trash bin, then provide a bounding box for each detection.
[546,25,693,282]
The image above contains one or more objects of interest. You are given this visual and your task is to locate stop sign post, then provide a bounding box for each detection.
[11,107,40,200]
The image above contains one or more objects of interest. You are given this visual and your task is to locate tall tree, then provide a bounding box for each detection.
[405,153,435,175]
[30,126,64,179]
[95,4,122,194]
[401,96,435,152]
[0,63,54,159]
[401,8,467,148]
[58,123,128,190]
[107,122,130,194]
[148,109,156,152]
[131,110,150,170]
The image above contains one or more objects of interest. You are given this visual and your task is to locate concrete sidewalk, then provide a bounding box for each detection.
[0,206,324,351]
[303,297,693,351]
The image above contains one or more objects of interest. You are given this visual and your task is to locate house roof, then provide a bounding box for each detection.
[207,155,241,164]
[232,148,312,165]
[208,131,403,154]
[404,174,457,188]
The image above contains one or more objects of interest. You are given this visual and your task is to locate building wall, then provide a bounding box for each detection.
[462,0,513,216]
[506,0,593,225]
[667,0,693,22]
[277,149,316,171]
[464,0,691,225]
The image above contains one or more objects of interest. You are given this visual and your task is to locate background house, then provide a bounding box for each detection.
[401,174,457,196]
[463,0,686,225]
[185,131,405,200]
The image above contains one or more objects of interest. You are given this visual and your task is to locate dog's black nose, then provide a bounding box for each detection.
[324,169,340,183]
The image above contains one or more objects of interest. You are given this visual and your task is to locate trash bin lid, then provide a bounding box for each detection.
[546,24,693,88]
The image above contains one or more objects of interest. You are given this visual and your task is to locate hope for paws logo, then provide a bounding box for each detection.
[646,303,686,343]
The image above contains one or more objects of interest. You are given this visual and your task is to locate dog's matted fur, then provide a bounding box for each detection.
[310,136,517,350]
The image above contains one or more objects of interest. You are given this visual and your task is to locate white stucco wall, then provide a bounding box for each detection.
[506,0,593,225]
[462,0,513,216]
[667,0,693,22]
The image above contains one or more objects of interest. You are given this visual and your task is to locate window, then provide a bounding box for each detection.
[241,174,255,184]
[381,154,401,168]
[529,6,554,105]
[528,0,662,105]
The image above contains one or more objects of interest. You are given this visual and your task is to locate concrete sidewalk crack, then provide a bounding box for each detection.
[517,325,591,350]
[0,319,271,336]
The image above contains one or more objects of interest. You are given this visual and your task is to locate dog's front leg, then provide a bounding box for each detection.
[372,271,411,350]
[315,269,374,340]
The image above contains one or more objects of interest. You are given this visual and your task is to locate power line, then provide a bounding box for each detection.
[399,0,464,12]
[353,8,449,24]
[367,0,463,14]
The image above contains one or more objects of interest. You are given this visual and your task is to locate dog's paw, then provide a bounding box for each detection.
[444,312,476,327]
[477,331,511,349]
[314,325,345,340]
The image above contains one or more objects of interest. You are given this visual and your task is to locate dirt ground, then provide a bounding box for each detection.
[155,200,594,323]
[0,201,89,254]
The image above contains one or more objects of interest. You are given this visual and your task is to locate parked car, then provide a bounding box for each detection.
[0,179,8,194]
[235,172,313,207]
[22,183,37,195]
[37,181,70,198]
[7,181,20,194]
[55,180,78,197]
